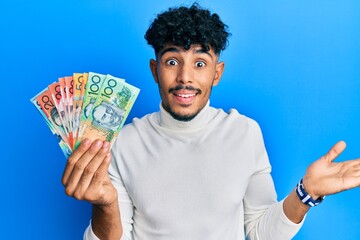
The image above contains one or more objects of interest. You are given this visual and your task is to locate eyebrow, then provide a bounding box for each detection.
[194,48,213,59]
[158,47,179,57]
[158,46,213,59]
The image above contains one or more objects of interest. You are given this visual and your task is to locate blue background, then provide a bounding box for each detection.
[1,0,359,239]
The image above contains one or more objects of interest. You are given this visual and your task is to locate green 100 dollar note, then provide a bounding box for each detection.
[77,72,107,142]
[76,74,139,147]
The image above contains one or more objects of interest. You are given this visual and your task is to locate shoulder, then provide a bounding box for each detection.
[112,112,158,147]
[217,107,262,132]
[206,106,264,143]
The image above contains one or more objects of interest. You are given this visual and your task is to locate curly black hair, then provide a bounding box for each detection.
[144,3,230,56]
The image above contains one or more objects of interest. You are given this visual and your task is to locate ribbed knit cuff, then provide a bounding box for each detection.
[83,221,100,240]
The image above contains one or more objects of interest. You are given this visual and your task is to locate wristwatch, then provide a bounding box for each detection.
[295,178,325,207]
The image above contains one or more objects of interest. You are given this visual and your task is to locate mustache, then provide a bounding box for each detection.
[169,85,202,94]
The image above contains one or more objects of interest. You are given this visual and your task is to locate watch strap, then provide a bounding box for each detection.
[295,178,325,207]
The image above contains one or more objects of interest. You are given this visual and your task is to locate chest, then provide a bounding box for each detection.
[122,127,257,226]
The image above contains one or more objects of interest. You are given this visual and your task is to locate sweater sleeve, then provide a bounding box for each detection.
[243,120,304,239]
[244,173,304,239]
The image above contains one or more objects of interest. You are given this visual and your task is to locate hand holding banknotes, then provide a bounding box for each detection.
[61,138,116,204]
[31,71,136,239]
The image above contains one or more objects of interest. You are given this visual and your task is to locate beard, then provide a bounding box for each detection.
[165,106,200,122]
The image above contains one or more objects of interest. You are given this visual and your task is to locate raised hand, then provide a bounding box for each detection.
[303,141,360,200]
[61,138,117,206]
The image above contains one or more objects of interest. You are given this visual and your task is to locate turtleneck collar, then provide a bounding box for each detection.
[158,101,212,130]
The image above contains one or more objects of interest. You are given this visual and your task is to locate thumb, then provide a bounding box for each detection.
[323,141,346,163]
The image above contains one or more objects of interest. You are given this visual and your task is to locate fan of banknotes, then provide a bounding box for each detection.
[31,72,140,158]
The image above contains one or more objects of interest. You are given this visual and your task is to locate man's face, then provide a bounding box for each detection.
[150,44,224,121]
[51,109,62,126]
[93,105,118,125]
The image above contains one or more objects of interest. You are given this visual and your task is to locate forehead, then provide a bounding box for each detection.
[157,44,217,59]
[94,105,106,114]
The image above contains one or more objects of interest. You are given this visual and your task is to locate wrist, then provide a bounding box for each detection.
[283,190,310,223]
[302,177,319,200]
[295,178,325,207]
[92,198,122,240]
[94,195,119,211]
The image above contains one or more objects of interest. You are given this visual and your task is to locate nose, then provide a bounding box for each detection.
[176,64,193,84]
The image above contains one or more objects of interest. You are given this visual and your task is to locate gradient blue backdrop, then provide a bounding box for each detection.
[1,0,359,239]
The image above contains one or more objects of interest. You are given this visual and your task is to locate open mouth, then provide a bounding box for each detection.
[172,91,198,104]
[169,86,201,104]
[173,92,197,98]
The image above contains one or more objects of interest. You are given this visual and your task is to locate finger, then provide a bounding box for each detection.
[82,153,113,203]
[324,140,347,163]
[64,140,105,195]
[62,138,92,186]
[73,142,111,199]
[87,153,112,193]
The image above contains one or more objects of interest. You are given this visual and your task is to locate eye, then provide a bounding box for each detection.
[166,59,178,66]
[195,61,206,68]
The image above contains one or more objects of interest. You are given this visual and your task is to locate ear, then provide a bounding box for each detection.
[212,61,225,86]
[150,59,159,83]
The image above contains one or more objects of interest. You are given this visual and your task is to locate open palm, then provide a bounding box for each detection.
[303,141,360,199]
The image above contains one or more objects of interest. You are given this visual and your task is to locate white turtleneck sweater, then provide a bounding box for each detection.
[84,102,303,240]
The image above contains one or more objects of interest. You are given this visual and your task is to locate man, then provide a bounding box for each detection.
[62,4,360,239]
